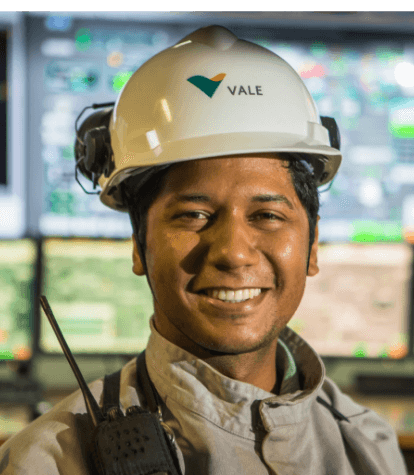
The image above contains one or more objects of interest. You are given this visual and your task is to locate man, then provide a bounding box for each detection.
[127,154,319,395]
[0,25,408,475]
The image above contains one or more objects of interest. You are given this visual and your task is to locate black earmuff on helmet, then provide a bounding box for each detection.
[320,116,341,152]
[74,103,115,194]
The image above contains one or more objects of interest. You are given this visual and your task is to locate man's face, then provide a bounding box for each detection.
[132,155,319,358]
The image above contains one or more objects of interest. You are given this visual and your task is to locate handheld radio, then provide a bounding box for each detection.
[39,295,182,475]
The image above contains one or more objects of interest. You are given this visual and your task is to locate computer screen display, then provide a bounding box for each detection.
[0,239,37,361]
[259,35,414,243]
[39,238,412,360]
[39,237,154,354]
[26,15,188,238]
[288,242,412,359]
[28,15,414,359]
[26,14,414,243]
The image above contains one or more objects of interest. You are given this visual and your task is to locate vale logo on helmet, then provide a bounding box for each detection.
[187,73,263,98]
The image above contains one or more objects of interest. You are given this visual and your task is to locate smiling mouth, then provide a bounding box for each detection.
[196,289,268,309]
[199,288,263,303]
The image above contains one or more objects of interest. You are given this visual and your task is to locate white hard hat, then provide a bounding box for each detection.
[97,25,342,212]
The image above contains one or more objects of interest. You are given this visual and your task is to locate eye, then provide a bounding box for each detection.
[179,211,209,220]
[177,211,283,221]
[253,212,283,221]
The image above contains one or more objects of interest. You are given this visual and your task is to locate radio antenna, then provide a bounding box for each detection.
[39,296,105,427]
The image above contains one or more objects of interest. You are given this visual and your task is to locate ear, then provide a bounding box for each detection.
[132,234,146,276]
[307,215,320,277]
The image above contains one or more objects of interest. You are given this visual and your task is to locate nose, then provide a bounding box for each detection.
[203,211,260,270]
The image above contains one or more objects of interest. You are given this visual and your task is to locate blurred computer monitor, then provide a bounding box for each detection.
[39,237,154,355]
[25,14,414,244]
[289,242,412,360]
[25,15,414,360]
[0,239,37,362]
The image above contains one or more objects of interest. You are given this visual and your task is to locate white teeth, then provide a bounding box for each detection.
[205,288,262,302]
[235,290,243,300]
[218,289,231,300]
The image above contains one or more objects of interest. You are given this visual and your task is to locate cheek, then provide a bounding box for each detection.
[270,230,309,276]
[165,231,185,253]
[146,230,197,282]
[281,244,292,260]
[285,238,306,260]
[275,228,307,259]
[157,231,198,259]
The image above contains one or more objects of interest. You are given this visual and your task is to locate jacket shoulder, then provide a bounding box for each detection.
[319,376,408,475]
[320,376,370,418]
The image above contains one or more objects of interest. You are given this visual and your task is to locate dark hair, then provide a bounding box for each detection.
[121,154,320,274]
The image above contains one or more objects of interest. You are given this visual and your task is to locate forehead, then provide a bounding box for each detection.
[169,154,289,175]
[158,155,299,203]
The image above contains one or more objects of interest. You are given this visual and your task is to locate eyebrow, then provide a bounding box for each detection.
[166,193,294,210]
